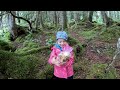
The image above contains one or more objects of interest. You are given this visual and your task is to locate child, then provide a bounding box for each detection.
[48,31,74,79]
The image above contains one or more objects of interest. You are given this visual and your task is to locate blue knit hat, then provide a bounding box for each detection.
[56,31,68,40]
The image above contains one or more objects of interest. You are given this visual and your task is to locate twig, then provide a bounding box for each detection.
[105,51,120,71]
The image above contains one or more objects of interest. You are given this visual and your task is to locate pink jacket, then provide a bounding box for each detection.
[48,44,74,79]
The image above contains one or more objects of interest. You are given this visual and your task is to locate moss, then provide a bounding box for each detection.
[36,70,46,79]
[17,46,51,56]
[86,63,118,79]
[42,64,53,79]
[36,64,53,79]
[104,67,118,79]
[0,50,42,79]
[15,40,41,55]
[77,21,86,26]
[99,25,120,42]
[43,23,56,30]
[6,55,40,79]
[0,40,13,51]
[86,63,106,79]
[0,50,17,76]
[67,36,78,46]
[67,36,85,58]
[23,41,40,48]
[68,20,75,27]
[79,30,97,40]
[103,47,116,57]
[74,62,82,72]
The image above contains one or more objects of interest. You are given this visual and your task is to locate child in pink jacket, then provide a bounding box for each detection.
[48,31,74,79]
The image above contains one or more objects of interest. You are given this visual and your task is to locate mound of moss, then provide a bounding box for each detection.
[86,63,118,79]
[0,50,41,79]
[99,24,120,42]
[6,55,40,79]
[0,50,16,75]
[0,40,13,51]
[36,64,53,79]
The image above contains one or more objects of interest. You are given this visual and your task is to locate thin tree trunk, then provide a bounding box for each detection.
[8,11,17,40]
[39,11,44,28]
[0,11,3,29]
[62,11,67,30]
[54,11,57,27]
[89,11,94,22]
[82,11,89,21]
[74,11,80,24]
[35,11,40,29]
[16,11,20,23]
[101,11,113,27]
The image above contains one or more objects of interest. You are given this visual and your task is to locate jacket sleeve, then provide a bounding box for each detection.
[62,51,74,67]
[48,49,56,65]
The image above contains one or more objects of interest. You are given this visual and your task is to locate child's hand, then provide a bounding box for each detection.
[59,61,66,65]
[52,57,60,66]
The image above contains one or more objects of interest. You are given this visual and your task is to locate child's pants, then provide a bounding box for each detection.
[52,75,73,79]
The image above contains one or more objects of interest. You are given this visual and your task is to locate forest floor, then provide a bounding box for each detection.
[69,29,115,78]
[10,23,120,79]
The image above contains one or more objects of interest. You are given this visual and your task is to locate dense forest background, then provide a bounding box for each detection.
[0,11,120,79]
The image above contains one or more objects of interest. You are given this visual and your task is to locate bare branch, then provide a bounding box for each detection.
[7,11,32,31]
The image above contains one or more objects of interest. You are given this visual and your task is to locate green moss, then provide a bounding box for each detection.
[0,40,13,51]
[6,55,39,79]
[79,30,97,40]
[41,64,53,79]
[67,36,85,58]
[86,63,106,79]
[0,50,43,79]
[74,62,82,72]
[0,50,17,75]
[36,70,46,79]
[67,36,78,46]
[103,47,116,57]
[17,46,51,56]
[86,63,118,79]
[23,41,40,48]
[44,23,56,30]
[99,25,120,42]
[36,64,53,79]
[15,40,41,55]
[104,67,118,79]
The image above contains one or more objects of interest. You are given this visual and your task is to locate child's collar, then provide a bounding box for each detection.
[54,43,62,51]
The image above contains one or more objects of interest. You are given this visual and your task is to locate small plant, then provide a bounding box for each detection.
[45,38,54,46]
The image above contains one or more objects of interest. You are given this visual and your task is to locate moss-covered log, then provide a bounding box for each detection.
[17,45,51,56]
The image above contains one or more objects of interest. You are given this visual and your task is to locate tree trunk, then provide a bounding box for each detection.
[89,11,94,22]
[82,11,89,21]
[39,11,44,28]
[35,11,40,29]
[108,11,112,18]
[0,11,3,29]
[57,11,61,26]
[74,11,80,24]
[101,11,113,27]
[16,11,20,23]
[62,11,67,30]
[54,11,57,27]
[8,11,17,40]
[117,11,119,20]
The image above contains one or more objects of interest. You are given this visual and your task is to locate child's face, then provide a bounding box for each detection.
[57,39,66,47]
